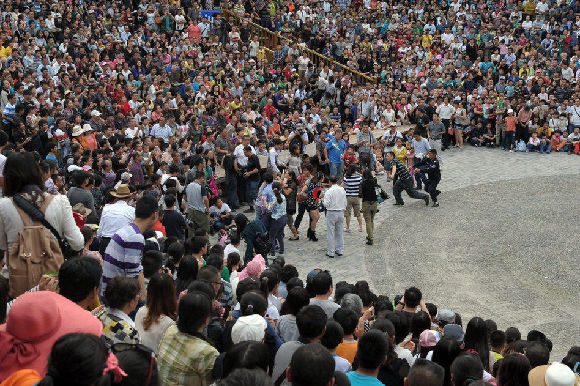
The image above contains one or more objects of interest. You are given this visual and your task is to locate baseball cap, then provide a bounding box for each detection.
[419,330,439,347]
[443,324,465,345]
[437,309,455,324]
[231,314,267,344]
[91,109,101,117]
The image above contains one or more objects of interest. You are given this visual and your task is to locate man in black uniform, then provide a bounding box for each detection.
[385,152,430,207]
[415,149,441,207]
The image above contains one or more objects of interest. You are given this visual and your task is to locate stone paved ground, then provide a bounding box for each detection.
[232,147,580,359]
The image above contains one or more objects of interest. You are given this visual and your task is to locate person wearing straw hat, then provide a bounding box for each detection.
[97,184,135,255]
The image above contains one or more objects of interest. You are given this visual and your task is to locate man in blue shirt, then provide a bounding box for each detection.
[346,330,389,386]
[324,129,347,180]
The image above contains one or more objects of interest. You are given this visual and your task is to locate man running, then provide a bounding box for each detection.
[385,151,430,207]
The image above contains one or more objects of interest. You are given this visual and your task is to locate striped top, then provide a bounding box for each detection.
[101,223,144,295]
[343,174,362,197]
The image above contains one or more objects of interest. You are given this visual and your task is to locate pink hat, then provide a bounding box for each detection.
[238,254,266,281]
[419,329,439,347]
[0,292,103,381]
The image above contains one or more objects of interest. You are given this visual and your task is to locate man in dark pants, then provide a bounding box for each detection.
[415,149,441,207]
[385,152,430,206]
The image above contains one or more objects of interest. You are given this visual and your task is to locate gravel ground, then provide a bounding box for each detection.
[272,149,580,360]
[366,175,580,361]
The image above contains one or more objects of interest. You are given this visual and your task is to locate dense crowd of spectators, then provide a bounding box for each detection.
[0,0,579,384]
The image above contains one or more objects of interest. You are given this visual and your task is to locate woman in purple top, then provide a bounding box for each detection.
[130,152,145,186]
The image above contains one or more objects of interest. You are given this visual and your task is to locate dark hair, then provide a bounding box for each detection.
[186,280,215,300]
[166,241,185,269]
[496,354,531,386]
[425,303,438,320]
[135,194,159,219]
[374,295,394,317]
[143,273,177,331]
[217,368,273,386]
[403,287,422,308]
[226,252,241,275]
[526,330,546,343]
[321,320,344,350]
[236,277,260,303]
[38,333,108,386]
[164,194,176,208]
[289,344,335,386]
[190,236,207,254]
[0,130,8,147]
[113,346,160,386]
[334,281,355,305]
[490,330,506,350]
[464,317,491,371]
[407,358,446,386]
[525,341,550,368]
[104,276,140,309]
[562,346,580,370]
[58,257,102,304]
[431,336,462,386]
[259,269,279,295]
[485,319,497,335]
[280,287,310,316]
[285,277,304,293]
[272,181,283,204]
[412,311,432,340]
[450,353,483,386]
[357,330,390,370]
[310,271,333,295]
[4,152,45,196]
[174,255,198,294]
[222,342,270,378]
[177,292,212,335]
[333,308,358,336]
[240,291,268,316]
[296,305,328,340]
[198,265,219,285]
[142,250,163,278]
[382,311,409,344]
[505,327,521,344]
[280,264,299,283]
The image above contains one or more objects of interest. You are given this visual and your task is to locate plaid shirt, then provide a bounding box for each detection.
[96,308,140,347]
[157,325,219,386]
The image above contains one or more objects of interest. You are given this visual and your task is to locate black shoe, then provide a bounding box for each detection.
[335,252,343,256]
[393,202,404,206]
[433,201,439,207]
[425,197,430,206]
[310,231,318,242]
[366,239,373,245]
[326,253,335,258]
[243,208,254,213]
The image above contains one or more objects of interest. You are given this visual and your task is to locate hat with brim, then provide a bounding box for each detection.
[71,125,83,137]
[0,292,103,379]
[72,203,92,217]
[82,124,93,133]
[110,184,131,198]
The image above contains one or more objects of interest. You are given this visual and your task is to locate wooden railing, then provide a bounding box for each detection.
[221,8,377,85]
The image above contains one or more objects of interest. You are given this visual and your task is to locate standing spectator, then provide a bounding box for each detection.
[185,171,210,236]
[361,169,378,245]
[97,184,136,255]
[343,164,363,233]
[162,194,187,241]
[268,181,287,258]
[101,195,158,298]
[323,176,347,258]
[324,128,347,180]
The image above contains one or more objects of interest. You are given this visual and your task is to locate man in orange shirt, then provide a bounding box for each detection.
[503,109,517,151]
[334,308,359,364]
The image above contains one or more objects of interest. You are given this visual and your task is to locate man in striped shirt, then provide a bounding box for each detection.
[101,195,159,298]
[342,164,363,232]
[385,152,430,207]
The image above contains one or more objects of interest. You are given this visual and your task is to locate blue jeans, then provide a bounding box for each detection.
[540,140,551,153]
[329,162,343,179]
[246,180,259,209]
[226,174,238,209]
[269,215,287,255]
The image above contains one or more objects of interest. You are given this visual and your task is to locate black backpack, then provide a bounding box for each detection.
[253,232,272,256]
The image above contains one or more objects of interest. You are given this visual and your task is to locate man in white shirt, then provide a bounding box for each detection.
[98,184,136,254]
[150,116,172,144]
[268,139,284,175]
[322,176,347,258]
